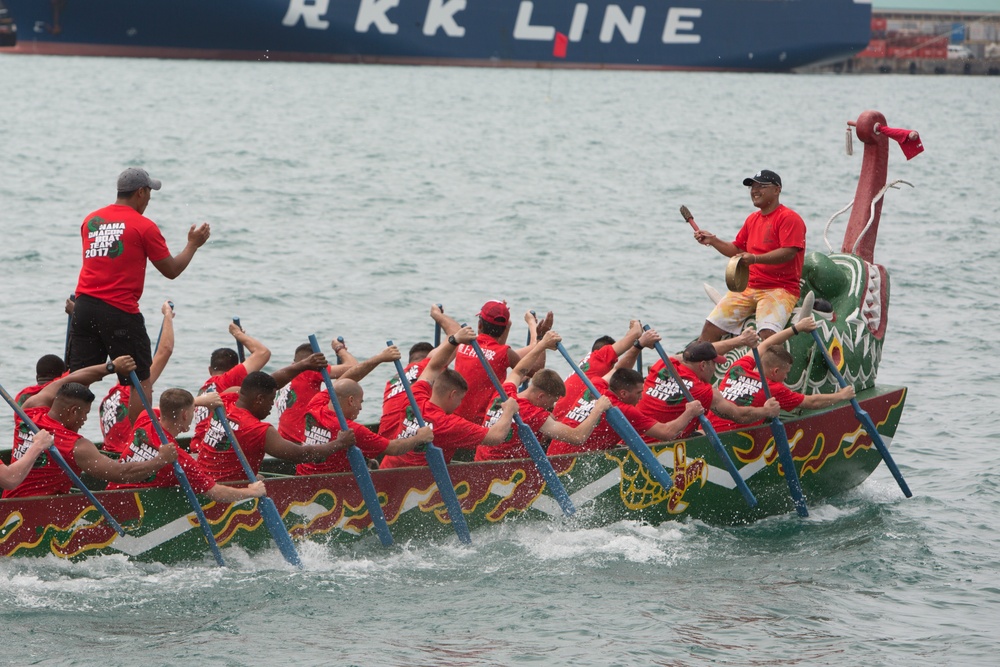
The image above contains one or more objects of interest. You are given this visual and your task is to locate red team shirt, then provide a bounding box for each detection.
[552,345,619,421]
[193,392,271,482]
[453,334,511,423]
[296,391,390,475]
[474,382,550,462]
[75,204,171,313]
[2,408,84,499]
[380,380,488,469]
[707,355,804,432]
[636,359,713,440]
[733,204,807,296]
[378,358,430,438]
[99,384,132,453]
[191,364,249,447]
[106,410,217,494]
[277,369,327,443]
[548,379,656,455]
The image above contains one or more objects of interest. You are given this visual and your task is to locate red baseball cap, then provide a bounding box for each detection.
[478,300,510,326]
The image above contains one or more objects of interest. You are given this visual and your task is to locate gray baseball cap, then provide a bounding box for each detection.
[117,167,162,192]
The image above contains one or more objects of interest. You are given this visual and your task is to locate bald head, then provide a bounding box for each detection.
[333,378,364,420]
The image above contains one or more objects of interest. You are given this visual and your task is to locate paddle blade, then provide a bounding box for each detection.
[425,445,471,544]
[258,496,303,567]
[604,407,674,493]
[346,446,394,547]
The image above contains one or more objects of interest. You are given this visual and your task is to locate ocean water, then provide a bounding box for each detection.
[1,54,999,666]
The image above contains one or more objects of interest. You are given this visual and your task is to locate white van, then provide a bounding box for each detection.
[948,44,974,59]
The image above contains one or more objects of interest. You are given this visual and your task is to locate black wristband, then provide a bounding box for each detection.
[633,339,642,349]
[448,335,458,346]
[791,324,799,335]
[105,361,116,374]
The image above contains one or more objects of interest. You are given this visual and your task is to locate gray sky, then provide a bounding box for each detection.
[873,0,1000,11]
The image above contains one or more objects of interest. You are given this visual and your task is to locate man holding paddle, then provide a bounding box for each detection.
[68,167,211,428]
[692,169,806,342]
[708,318,856,432]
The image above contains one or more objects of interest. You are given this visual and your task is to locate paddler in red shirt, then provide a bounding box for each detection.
[380,325,519,469]
[107,388,267,503]
[3,377,178,500]
[693,169,807,342]
[277,337,358,442]
[194,371,355,483]
[474,330,613,462]
[636,339,780,440]
[68,167,211,431]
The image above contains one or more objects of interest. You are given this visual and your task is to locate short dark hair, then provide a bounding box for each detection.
[117,189,140,199]
[764,346,794,368]
[159,388,194,417]
[240,371,277,398]
[591,336,615,352]
[36,354,67,383]
[56,382,95,404]
[409,342,434,363]
[210,348,240,373]
[294,342,314,360]
[479,317,505,339]
[530,369,566,398]
[435,369,468,394]
[609,368,643,394]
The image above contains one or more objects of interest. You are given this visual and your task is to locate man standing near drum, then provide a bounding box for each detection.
[692,169,806,342]
[68,167,211,422]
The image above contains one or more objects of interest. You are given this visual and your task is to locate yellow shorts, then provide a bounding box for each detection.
[707,288,799,335]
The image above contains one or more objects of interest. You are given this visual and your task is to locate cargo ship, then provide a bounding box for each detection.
[0,0,872,71]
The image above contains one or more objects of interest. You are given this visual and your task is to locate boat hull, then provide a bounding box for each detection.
[0,0,872,71]
[0,385,906,563]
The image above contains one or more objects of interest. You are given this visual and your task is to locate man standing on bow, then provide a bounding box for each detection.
[68,167,211,425]
[693,169,806,342]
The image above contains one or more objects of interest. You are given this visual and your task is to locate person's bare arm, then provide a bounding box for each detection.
[263,425,355,462]
[481,398,519,445]
[205,480,266,503]
[693,229,740,257]
[644,401,705,442]
[713,328,759,356]
[611,320,643,357]
[271,353,328,389]
[507,331,561,388]
[419,326,476,385]
[382,426,434,457]
[711,389,780,423]
[226,322,271,373]
[23,356,135,410]
[737,247,800,266]
[799,385,855,410]
[616,327,660,371]
[339,346,402,383]
[0,430,54,490]
[73,438,177,483]
[151,224,211,279]
[539,396,612,444]
[149,300,175,385]
[328,338,358,378]
[430,304,462,338]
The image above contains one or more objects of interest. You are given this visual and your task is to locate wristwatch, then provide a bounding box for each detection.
[105,361,116,374]
[448,335,459,346]
[633,339,643,349]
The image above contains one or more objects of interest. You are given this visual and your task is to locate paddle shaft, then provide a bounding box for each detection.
[645,331,757,507]
[554,342,676,494]
[809,330,912,497]
[307,334,394,547]
[387,341,472,544]
[750,349,808,517]
[64,294,76,365]
[335,336,345,365]
[212,406,303,567]
[434,304,443,347]
[127,371,226,565]
[233,317,245,363]
[468,340,575,516]
[0,383,126,536]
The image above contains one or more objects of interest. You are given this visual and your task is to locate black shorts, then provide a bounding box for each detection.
[67,294,152,382]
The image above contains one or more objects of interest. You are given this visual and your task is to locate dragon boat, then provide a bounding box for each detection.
[0,111,913,564]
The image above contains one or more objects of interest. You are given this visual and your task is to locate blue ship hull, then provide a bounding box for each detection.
[1,0,872,71]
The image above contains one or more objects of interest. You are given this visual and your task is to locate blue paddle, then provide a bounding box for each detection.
[232,317,245,362]
[517,310,536,393]
[433,304,443,347]
[387,340,472,544]
[468,339,576,516]
[750,349,809,517]
[644,327,757,507]
[808,329,912,498]
[0,382,126,536]
[554,341,676,494]
[212,406,303,567]
[307,334,394,547]
[128,371,226,565]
